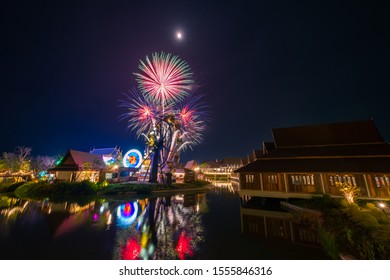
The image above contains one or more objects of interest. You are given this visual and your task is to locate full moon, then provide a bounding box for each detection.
[176,31,182,40]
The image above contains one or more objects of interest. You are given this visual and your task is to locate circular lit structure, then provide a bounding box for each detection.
[117,202,139,228]
[123,149,143,168]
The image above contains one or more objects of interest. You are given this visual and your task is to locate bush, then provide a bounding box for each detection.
[14,180,102,200]
[0,181,25,193]
[317,225,340,259]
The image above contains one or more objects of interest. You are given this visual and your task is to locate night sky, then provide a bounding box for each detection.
[1,0,389,163]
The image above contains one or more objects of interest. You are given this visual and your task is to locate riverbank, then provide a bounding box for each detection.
[288,195,390,260]
[0,180,213,201]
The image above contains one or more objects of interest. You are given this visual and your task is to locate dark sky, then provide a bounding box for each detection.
[1,0,389,163]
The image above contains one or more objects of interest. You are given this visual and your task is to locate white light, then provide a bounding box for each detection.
[176,32,182,39]
[379,202,386,208]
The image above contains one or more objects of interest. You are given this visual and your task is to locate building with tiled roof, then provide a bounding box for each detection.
[49,150,105,182]
[234,120,390,200]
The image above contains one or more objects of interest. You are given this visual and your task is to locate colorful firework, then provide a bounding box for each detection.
[119,89,160,137]
[120,52,209,179]
[134,52,193,106]
[177,93,209,151]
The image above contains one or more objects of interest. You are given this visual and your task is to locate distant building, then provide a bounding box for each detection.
[199,158,242,180]
[90,147,122,165]
[234,120,390,200]
[49,150,105,182]
[174,168,196,183]
[184,160,197,171]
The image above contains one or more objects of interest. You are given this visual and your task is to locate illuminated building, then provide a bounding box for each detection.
[89,147,122,165]
[234,120,390,200]
[199,158,242,181]
[49,150,105,182]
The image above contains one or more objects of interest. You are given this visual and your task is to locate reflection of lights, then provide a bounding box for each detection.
[174,195,184,202]
[117,202,139,227]
[93,213,99,221]
[379,202,386,208]
[176,232,193,260]
[100,206,104,214]
[122,239,140,260]
[107,214,112,224]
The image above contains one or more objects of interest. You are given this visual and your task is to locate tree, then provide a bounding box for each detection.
[15,146,32,173]
[336,182,360,205]
[0,152,18,173]
[31,155,56,174]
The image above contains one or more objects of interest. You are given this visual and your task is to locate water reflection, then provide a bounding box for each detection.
[240,196,321,247]
[114,194,205,260]
[0,182,327,260]
[0,193,206,260]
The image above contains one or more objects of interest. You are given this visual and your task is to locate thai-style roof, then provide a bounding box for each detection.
[241,157,249,165]
[220,157,242,165]
[253,149,263,159]
[235,120,390,174]
[234,157,390,173]
[50,150,105,171]
[259,143,390,159]
[89,147,121,156]
[272,119,384,148]
[263,142,275,153]
[200,160,221,168]
[247,153,255,163]
[184,160,197,170]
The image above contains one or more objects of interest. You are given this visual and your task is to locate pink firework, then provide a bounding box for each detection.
[134,52,193,105]
[119,89,159,137]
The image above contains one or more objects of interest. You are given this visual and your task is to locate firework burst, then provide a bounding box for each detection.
[134,52,193,106]
[120,52,209,179]
[119,89,159,137]
[176,93,209,151]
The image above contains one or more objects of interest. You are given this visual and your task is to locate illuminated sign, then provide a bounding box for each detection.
[123,149,142,168]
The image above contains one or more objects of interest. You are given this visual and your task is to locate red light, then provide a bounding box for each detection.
[122,239,140,260]
[175,232,193,260]
[124,203,131,216]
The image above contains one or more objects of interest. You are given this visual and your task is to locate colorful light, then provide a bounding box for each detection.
[122,239,141,260]
[175,232,193,260]
[122,149,143,168]
[102,156,115,165]
[117,201,139,227]
[134,52,193,105]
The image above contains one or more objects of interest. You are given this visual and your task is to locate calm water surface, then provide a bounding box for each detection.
[0,182,328,260]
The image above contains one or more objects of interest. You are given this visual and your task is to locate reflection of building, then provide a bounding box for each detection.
[240,207,320,246]
[49,150,105,182]
[235,120,390,200]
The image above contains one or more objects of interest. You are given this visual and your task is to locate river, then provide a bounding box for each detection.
[0,181,328,259]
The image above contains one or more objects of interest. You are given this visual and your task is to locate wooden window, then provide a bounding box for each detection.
[374,175,390,188]
[245,174,254,183]
[329,175,357,186]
